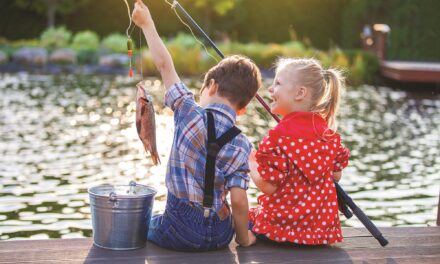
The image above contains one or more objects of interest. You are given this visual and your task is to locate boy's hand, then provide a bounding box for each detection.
[133,0,179,88]
[132,0,152,29]
[236,230,257,247]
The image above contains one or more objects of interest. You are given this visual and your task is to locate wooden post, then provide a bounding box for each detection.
[373,24,390,60]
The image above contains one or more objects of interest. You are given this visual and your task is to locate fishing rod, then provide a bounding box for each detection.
[169,0,388,247]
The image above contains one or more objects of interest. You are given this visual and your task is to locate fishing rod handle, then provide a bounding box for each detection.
[334,182,389,247]
[352,207,389,247]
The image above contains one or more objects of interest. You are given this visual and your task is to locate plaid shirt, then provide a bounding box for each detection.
[164,82,251,212]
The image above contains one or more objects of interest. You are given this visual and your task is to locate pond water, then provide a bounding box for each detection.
[0,73,439,240]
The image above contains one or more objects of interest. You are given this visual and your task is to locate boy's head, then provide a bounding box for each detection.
[200,55,262,112]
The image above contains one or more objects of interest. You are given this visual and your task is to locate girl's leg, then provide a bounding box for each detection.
[248,221,277,243]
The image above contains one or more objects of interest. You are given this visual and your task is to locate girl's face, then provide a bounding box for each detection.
[268,68,298,117]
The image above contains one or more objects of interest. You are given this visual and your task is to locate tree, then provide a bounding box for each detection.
[15,0,91,29]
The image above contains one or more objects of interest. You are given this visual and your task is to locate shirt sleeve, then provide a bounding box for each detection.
[225,142,251,190]
[255,132,289,186]
[225,165,250,190]
[333,144,350,172]
[164,82,197,122]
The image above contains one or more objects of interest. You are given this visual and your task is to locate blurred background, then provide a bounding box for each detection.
[0,0,439,240]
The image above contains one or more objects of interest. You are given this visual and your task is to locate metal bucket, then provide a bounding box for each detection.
[88,181,157,250]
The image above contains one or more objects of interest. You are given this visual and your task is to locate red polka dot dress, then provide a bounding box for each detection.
[249,112,350,245]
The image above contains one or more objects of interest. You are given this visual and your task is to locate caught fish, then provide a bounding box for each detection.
[136,81,160,165]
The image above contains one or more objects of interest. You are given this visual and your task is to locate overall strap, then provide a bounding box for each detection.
[203,111,241,214]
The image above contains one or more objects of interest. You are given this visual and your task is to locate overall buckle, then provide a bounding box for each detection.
[203,208,210,218]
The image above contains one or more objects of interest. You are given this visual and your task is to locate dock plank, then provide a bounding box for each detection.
[380,60,440,83]
[0,227,439,263]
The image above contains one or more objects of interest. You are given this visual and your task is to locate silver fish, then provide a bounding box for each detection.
[136,81,160,165]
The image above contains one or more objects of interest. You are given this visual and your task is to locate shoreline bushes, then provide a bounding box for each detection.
[0,29,378,85]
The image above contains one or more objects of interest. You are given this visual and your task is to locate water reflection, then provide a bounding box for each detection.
[0,73,439,240]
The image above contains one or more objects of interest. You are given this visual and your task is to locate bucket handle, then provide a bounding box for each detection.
[128,180,137,195]
[108,191,119,208]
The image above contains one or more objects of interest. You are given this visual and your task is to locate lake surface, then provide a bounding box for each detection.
[0,73,439,240]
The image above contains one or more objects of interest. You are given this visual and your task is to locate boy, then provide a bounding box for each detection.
[132,0,261,250]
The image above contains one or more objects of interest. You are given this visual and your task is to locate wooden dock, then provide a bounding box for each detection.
[0,227,439,263]
[380,61,440,83]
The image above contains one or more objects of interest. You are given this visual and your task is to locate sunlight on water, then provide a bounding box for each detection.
[0,73,439,239]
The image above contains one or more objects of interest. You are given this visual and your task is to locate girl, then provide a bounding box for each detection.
[248,58,349,245]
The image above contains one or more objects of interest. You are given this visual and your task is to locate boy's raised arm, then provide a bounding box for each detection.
[132,0,180,89]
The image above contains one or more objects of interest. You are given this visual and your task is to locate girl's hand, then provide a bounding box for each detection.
[333,171,342,182]
[248,150,259,182]
[249,149,258,170]
[249,149,257,162]
[248,149,277,195]
[132,0,152,29]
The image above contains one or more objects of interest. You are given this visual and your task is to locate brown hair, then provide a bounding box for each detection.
[276,58,345,131]
[203,55,262,109]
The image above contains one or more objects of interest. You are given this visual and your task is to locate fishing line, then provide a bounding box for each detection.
[139,27,143,80]
[163,0,219,63]
[123,0,136,37]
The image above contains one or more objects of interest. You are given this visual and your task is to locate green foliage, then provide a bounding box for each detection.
[101,33,133,53]
[2,0,439,61]
[139,49,159,75]
[0,37,9,46]
[282,41,307,57]
[15,0,91,15]
[168,43,202,75]
[0,45,14,58]
[77,50,97,65]
[10,39,41,48]
[168,33,199,49]
[15,0,91,28]
[2,25,379,83]
[40,26,72,49]
[71,31,99,51]
[138,33,378,83]
[192,0,237,16]
[219,0,348,49]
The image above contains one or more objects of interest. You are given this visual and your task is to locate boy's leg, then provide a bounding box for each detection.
[148,193,235,251]
[147,214,167,246]
[147,211,196,250]
[147,193,208,251]
[209,214,234,250]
